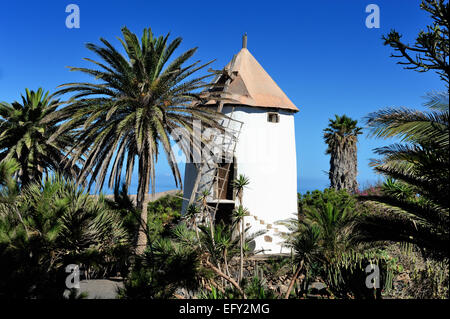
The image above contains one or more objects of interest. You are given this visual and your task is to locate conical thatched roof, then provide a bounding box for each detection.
[208,42,298,112]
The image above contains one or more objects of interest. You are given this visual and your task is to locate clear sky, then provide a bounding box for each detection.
[0,0,445,194]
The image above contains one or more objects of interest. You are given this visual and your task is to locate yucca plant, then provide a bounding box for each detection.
[231,174,250,282]
[231,174,250,205]
[0,88,78,187]
[197,221,266,298]
[232,205,249,282]
[185,204,201,244]
[54,26,225,254]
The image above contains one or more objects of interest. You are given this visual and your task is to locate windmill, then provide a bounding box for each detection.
[182,34,299,254]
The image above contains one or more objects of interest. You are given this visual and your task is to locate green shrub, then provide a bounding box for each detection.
[0,175,130,298]
[119,223,201,299]
[147,192,182,242]
[284,189,394,299]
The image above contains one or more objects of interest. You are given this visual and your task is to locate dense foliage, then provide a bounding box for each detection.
[279,189,395,299]
[0,170,130,298]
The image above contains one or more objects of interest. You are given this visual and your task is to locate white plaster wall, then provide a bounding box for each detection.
[223,105,297,254]
[182,105,298,254]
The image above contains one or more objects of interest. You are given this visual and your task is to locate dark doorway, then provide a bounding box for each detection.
[214,203,235,225]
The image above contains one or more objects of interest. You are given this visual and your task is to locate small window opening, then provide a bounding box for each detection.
[267,112,279,123]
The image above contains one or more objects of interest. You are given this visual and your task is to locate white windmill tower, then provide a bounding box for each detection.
[182,34,299,254]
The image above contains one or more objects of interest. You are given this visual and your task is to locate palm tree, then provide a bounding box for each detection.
[0,88,77,187]
[54,27,225,254]
[231,174,250,282]
[323,115,362,193]
[356,91,449,259]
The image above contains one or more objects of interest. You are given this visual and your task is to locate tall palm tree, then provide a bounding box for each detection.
[323,115,362,193]
[54,27,225,254]
[0,88,77,187]
[356,91,449,259]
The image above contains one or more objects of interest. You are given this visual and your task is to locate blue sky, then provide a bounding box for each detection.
[0,0,445,194]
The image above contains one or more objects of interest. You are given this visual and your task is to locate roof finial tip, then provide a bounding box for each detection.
[242,33,247,49]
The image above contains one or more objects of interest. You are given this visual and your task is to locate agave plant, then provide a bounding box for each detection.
[54,26,225,253]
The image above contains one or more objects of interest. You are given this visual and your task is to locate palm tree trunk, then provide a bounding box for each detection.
[136,198,149,255]
[329,140,358,193]
[136,155,151,255]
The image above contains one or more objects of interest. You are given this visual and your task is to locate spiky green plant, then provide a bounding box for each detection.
[0,159,20,204]
[185,204,201,243]
[0,88,78,187]
[279,189,391,299]
[231,174,250,205]
[231,174,250,282]
[232,204,249,282]
[0,174,130,298]
[119,223,201,299]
